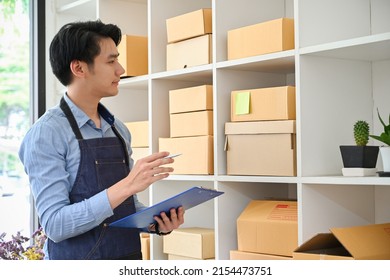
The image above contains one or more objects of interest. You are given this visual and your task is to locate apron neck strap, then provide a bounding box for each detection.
[60,97,83,140]
[60,96,129,166]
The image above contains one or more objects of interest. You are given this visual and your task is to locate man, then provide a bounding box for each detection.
[19,20,184,260]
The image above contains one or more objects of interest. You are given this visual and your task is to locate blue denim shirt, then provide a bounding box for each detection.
[19,94,146,258]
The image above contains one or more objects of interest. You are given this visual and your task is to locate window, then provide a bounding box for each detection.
[0,0,45,243]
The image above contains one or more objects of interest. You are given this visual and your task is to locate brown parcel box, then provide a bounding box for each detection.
[163,227,215,259]
[131,147,149,163]
[125,121,149,148]
[166,8,212,43]
[237,200,298,257]
[170,110,213,138]
[140,233,150,260]
[228,18,294,60]
[169,85,213,114]
[118,35,148,77]
[230,250,292,260]
[225,120,296,176]
[159,135,213,174]
[168,254,214,260]
[167,34,212,71]
[231,86,296,122]
[293,223,390,260]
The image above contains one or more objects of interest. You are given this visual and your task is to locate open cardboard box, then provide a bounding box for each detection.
[293,223,390,260]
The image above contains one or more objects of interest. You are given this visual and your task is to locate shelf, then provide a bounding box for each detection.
[151,64,213,83]
[56,0,95,15]
[300,33,390,61]
[301,175,390,186]
[47,0,390,260]
[216,50,296,73]
[119,75,148,90]
[163,175,215,182]
[217,175,298,184]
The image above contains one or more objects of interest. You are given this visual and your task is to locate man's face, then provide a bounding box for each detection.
[86,37,125,98]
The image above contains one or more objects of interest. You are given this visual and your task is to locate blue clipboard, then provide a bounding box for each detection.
[109,186,224,229]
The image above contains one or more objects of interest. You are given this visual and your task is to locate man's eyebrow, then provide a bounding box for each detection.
[108,53,120,59]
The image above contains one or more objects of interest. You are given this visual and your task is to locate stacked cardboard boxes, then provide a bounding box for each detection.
[159,85,214,175]
[125,121,149,163]
[225,86,296,176]
[117,34,148,77]
[166,9,212,71]
[231,200,297,260]
[163,227,215,260]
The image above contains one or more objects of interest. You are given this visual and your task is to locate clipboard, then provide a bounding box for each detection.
[109,186,224,229]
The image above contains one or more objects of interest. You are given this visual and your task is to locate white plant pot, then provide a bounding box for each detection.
[380,146,390,172]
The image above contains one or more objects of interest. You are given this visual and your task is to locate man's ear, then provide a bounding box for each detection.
[70,60,86,78]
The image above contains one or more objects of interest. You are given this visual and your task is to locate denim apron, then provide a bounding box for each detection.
[47,97,141,260]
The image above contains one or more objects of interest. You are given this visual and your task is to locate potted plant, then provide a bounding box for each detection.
[369,109,390,174]
[340,120,379,176]
[0,227,46,260]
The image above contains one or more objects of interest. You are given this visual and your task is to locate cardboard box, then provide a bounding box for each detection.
[140,233,150,260]
[166,8,212,43]
[167,34,212,71]
[169,85,213,114]
[125,121,149,148]
[237,200,298,257]
[293,223,390,260]
[131,147,149,164]
[225,120,296,176]
[118,35,148,77]
[228,18,294,60]
[231,86,296,122]
[159,135,213,174]
[168,254,214,260]
[170,110,213,138]
[163,227,215,259]
[230,250,292,260]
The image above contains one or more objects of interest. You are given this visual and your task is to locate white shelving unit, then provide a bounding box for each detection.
[46,0,390,260]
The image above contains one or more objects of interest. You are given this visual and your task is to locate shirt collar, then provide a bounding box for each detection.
[63,93,111,132]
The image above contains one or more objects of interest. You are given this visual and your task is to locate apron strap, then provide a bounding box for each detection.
[60,96,130,167]
[60,97,83,140]
[97,102,130,167]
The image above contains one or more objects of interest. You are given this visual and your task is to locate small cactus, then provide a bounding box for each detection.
[354,120,369,146]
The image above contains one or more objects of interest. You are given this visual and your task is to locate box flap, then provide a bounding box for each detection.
[293,233,352,258]
[331,223,390,260]
[225,120,295,135]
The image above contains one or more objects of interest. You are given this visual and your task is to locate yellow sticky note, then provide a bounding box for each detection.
[235,91,250,115]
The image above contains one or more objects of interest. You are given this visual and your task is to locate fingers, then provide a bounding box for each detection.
[135,151,175,172]
[153,207,185,233]
[139,151,172,165]
[143,151,170,162]
[128,151,175,192]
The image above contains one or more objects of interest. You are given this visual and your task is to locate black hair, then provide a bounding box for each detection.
[49,20,122,86]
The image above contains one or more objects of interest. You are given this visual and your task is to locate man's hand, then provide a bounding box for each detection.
[151,206,185,234]
[107,151,174,210]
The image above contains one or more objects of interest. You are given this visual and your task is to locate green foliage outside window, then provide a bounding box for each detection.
[0,0,30,174]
